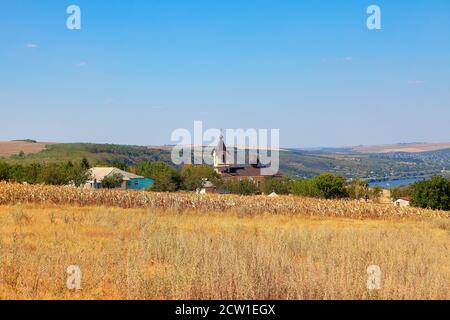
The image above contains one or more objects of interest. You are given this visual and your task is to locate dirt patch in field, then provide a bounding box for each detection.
[0,141,53,157]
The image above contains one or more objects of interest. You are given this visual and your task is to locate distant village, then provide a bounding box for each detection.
[0,138,448,210]
[82,137,440,209]
[87,136,282,195]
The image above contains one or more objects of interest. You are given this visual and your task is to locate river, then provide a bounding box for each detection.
[368,177,428,188]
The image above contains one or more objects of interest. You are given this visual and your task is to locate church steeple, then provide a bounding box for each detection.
[212,135,229,172]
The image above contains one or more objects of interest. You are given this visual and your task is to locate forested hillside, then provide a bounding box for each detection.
[1,142,448,181]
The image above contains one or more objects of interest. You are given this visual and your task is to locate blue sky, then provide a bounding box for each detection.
[1,0,449,147]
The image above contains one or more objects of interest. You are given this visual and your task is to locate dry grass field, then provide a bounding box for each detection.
[0,183,448,300]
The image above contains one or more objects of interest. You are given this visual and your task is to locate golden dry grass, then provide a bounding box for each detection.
[0,183,448,300]
[0,182,448,219]
[0,205,448,300]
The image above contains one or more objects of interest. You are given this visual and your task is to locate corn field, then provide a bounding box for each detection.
[0,182,449,299]
[0,182,447,219]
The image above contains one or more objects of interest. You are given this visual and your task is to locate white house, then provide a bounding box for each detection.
[85,167,154,190]
[196,179,216,194]
[394,198,411,207]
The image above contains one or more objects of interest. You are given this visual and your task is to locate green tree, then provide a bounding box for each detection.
[224,179,259,195]
[66,161,91,187]
[260,177,290,195]
[36,163,70,185]
[390,186,412,201]
[369,186,383,202]
[9,164,30,183]
[110,160,128,171]
[24,163,42,184]
[101,173,124,189]
[410,176,450,210]
[0,161,11,181]
[289,178,321,198]
[136,161,181,192]
[313,173,348,199]
[291,173,348,199]
[346,179,368,200]
[180,165,219,191]
[81,157,91,170]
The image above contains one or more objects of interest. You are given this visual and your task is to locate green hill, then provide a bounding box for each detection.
[1,142,448,181]
[3,143,173,167]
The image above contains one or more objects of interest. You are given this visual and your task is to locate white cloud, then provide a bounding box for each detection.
[25,43,38,48]
[77,61,87,67]
[408,80,426,85]
[338,56,354,62]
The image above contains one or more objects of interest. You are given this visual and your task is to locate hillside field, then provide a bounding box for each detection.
[0,141,50,157]
[0,183,448,300]
[351,142,450,154]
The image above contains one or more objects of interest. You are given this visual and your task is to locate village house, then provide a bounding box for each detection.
[197,179,216,194]
[211,136,282,185]
[394,198,411,207]
[86,167,154,190]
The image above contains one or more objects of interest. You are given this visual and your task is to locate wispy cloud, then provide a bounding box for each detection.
[25,43,38,49]
[408,80,426,86]
[338,56,354,62]
[76,61,87,67]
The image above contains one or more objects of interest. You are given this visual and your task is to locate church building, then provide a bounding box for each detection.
[211,135,282,184]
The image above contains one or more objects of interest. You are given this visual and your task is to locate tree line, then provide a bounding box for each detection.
[0,159,448,209]
[0,158,91,187]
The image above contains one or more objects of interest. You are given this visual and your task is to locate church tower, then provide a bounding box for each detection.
[212,135,229,173]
